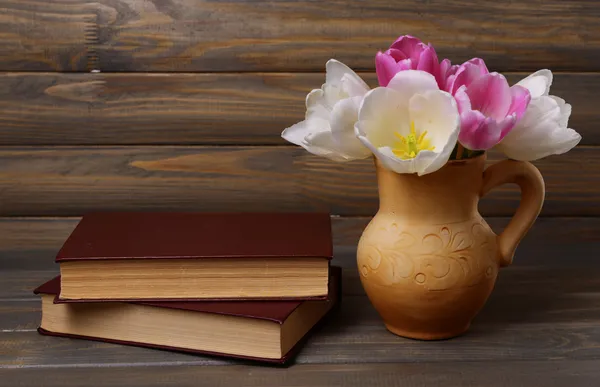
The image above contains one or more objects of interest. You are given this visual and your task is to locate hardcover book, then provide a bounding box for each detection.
[34,267,341,364]
[55,212,333,301]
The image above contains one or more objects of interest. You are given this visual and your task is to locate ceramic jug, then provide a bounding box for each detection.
[357,154,545,340]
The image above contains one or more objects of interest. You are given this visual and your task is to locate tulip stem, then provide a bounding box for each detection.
[456,143,464,160]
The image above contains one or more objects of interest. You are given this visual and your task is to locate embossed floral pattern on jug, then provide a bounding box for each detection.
[359,220,497,291]
[357,154,545,340]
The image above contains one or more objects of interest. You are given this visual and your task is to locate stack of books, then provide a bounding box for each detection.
[34,212,340,364]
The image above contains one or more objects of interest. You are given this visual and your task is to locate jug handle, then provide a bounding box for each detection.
[480,160,545,267]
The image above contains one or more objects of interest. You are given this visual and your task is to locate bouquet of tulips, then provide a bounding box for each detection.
[282,35,581,176]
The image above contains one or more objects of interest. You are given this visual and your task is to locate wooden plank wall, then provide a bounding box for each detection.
[0,4,595,242]
[0,0,598,220]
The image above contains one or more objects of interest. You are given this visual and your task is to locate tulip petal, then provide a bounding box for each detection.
[326,59,358,86]
[386,48,408,62]
[508,85,531,121]
[453,86,472,114]
[439,58,452,77]
[376,35,446,91]
[496,114,518,140]
[341,73,370,98]
[353,139,442,176]
[517,69,553,98]
[546,128,581,156]
[374,146,419,174]
[408,90,459,150]
[513,97,562,143]
[395,58,413,72]
[329,96,372,159]
[302,131,350,161]
[458,111,503,150]
[390,35,424,62]
[378,146,439,176]
[416,44,438,75]
[497,96,581,160]
[282,120,311,147]
[282,59,372,162]
[281,116,343,161]
[356,87,409,147]
[306,89,323,107]
[455,85,515,149]
[323,59,369,100]
[447,58,489,94]
[465,72,511,120]
[317,60,369,112]
[550,96,572,129]
[437,58,455,89]
[375,51,398,87]
[498,122,581,161]
[408,90,459,174]
[355,120,438,175]
[305,89,330,120]
[387,70,439,105]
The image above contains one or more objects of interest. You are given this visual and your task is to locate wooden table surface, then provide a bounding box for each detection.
[1,217,599,386]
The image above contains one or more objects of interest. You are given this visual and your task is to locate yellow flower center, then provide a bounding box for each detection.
[392,121,435,159]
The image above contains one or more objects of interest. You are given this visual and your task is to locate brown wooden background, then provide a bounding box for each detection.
[1,1,600,385]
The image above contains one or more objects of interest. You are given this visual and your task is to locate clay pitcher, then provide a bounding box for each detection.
[357,154,545,340]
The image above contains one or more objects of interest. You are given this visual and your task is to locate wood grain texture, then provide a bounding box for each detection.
[3,297,600,366]
[88,0,600,72]
[0,146,597,217]
[1,361,599,387]
[0,0,96,71]
[1,0,597,72]
[0,302,39,332]
[0,72,596,146]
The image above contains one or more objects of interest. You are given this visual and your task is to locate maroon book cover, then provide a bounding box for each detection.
[34,267,342,365]
[56,212,333,262]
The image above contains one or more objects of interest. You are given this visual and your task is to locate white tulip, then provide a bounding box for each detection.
[516,69,553,99]
[497,70,581,161]
[354,70,460,176]
[281,59,372,161]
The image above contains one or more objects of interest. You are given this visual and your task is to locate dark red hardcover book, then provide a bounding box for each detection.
[56,212,333,262]
[55,212,333,301]
[34,267,341,365]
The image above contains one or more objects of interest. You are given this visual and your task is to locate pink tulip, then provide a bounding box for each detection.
[445,58,488,94]
[376,35,449,88]
[439,59,459,90]
[454,72,531,150]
